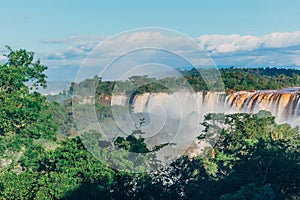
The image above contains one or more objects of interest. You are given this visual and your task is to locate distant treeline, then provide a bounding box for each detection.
[218,67,300,91]
[47,67,300,102]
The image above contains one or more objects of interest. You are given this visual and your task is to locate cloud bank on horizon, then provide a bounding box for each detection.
[198,31,300,53]
[38,30,300,84]
[198,31,300,68]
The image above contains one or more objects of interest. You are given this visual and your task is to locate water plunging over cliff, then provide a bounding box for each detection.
[112,88,300,124]
[109,88,300,159]
[111,88,299,138]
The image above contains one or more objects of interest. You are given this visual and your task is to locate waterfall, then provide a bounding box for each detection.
[294,97,300,117]
[109,88,300,159]
[111,95,127,106]
[111,88,300,124]
[226,91,300,122]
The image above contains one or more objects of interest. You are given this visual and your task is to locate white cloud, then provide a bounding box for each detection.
[74,31,214,81]
[198,30,300,53]
[40,30,300,82]
[42,31,213,69]
[47,47,86,60]
[40,35,106,46]
[262,31,300,48]
[98,31,199,57]
[198,34,261,53]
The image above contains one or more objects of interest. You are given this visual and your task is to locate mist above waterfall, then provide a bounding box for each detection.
[111,91,228,160]
[111,89,300,153]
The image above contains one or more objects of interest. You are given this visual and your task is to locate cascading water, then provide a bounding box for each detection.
[112,89,300,125]
[226,90,300,125]
[110,88,300,158]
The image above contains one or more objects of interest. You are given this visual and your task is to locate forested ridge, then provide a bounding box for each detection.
[48,66,300,103]
[0,48,299,199]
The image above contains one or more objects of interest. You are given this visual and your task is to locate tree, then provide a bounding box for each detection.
[0,46,56,141]
[197,111,300,199]
[0,47,59,199]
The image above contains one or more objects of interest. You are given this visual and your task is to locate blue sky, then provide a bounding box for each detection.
[2,0,300,48]
[1,0,300,92]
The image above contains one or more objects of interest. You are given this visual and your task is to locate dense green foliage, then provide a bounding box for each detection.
[0,47,56,167]
[0,48,299,199]
[48,67,300,102]
[219,67,300,91]
[0,47,55,140]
